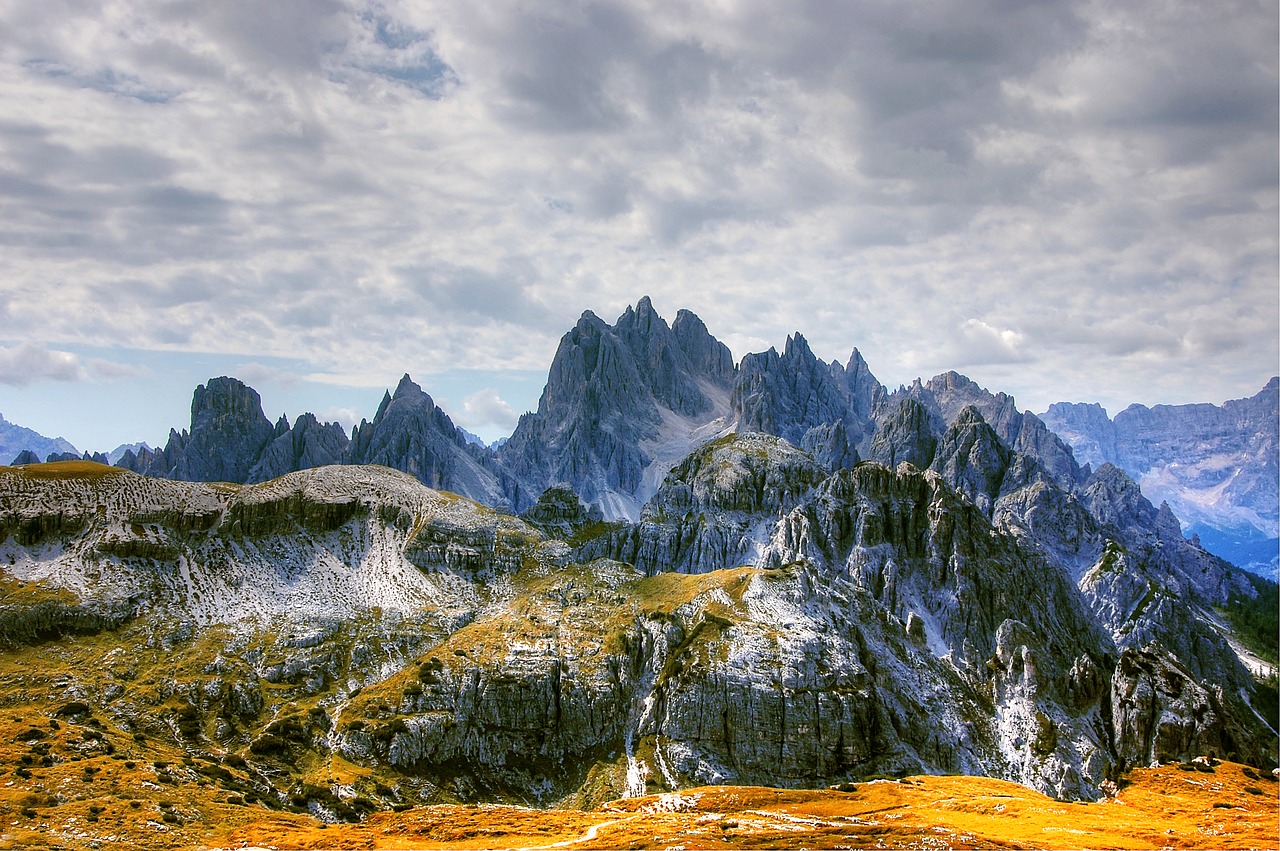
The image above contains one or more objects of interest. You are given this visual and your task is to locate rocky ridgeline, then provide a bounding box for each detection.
[497,296,738,517]
[30,297,1266,575]
[81,298,1083,528]
[0,298,1275,814]
[1041,378,1279,575]
[0,463,551,631]
[111,374,511,510]
[0,429,1273,811]
[5,300,1275,576]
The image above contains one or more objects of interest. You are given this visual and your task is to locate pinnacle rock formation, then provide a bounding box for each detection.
[117,376,279,483]
[498,296,736,519]
[347,374,507,507]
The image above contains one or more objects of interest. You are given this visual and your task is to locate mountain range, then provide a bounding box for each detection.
[1041,381,1278,576]
[11,296,1271,578]
[0,298,1275,828]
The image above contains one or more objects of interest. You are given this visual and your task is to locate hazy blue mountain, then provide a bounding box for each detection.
[1042,378,1279,577]
[107,442,150,465]
[1,412,77,465]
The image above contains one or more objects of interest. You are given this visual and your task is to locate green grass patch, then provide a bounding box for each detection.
[1222,574,1279,665]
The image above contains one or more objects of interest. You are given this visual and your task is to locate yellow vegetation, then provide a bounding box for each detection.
[0,460,126,479]
[215,764,1278,850]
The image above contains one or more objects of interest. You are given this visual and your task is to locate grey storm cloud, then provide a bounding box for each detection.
[0,0,1272,415]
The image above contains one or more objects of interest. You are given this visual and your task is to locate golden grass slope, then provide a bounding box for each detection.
[0,762,1260,851]
[207,763,1277,850]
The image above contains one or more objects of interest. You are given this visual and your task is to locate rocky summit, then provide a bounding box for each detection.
[0,299,1275,842]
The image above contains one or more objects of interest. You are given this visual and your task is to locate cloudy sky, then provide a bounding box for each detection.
[0,0,1275,451]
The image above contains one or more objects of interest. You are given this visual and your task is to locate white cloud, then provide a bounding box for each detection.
[234,362,300,388]
[957,319,1026,366]
[457,388,517,431]
[316,406,361,431]
[0,0,1271,429]
[0,343,84,385]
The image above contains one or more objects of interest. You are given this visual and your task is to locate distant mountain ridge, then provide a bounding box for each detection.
[92,298,1087,526]
[0,412,76,463]
[1041,379,1278,576]
[110,374,509,508]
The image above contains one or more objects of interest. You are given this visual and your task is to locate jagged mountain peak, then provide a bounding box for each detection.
[392,372,424,400]
[929,404,1012,516]
[734,331,866,456]
[671,308,735,382]
[620,293,661,327]
[783,331,815,360]
[951,403,991,428]
[192,375,264,414]
[868,396,937,469]
[374,374,442,423]
[498,299,737,517]
[347,374,508,505]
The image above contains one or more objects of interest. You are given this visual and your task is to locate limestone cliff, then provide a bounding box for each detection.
[0,455,1273,813]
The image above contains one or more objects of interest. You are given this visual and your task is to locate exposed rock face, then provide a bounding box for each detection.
[0,463,538,627]
[0,448,1274,810]
[117,377,280,483]
[498,297,736,519]
[868,398,937,470]
[842,349,888,436]
[168,377,277,483]
[346,375,507,507]
[1041,379,1279,575]
[249,413,349,484]
[889,372,1084,492]
[671,308,735,384]
[581,433,829,575]
[1041,402,1116,469]
[8,450,39,466]
[732,334,868,465]
[929,406,1013,517]
[1109,647,1272,769]
[519,484,603,539]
